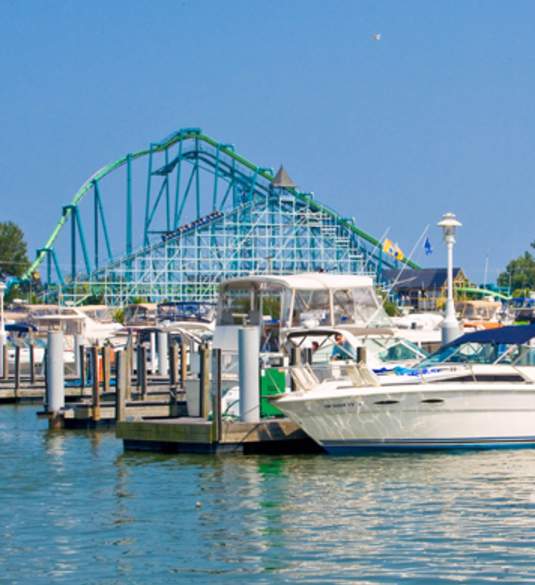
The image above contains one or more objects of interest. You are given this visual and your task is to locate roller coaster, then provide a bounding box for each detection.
[24,128,419,305]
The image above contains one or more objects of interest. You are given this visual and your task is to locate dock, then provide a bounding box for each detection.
[117,417,320,454]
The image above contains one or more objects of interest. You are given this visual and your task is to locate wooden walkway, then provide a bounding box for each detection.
[117,417,320,454]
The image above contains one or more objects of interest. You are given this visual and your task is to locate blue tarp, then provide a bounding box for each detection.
[449,324,535,347]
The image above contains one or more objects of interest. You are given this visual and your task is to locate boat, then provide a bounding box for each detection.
[213,272,392,354]
[272,324,535,453]
[456,299,508,330]
[212,273,428,418]
[388,312,444,351]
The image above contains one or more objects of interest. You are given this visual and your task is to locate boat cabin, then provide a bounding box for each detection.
[157,301,216,324]
[123,303,157,327]
[456,300,503,329]
[214,273,390,352]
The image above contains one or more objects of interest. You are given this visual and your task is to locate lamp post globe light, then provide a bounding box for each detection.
[437,212,462,344]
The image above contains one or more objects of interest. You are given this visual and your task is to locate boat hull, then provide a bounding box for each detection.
[275,384,535,453]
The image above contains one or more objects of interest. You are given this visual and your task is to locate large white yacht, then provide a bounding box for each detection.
[273,325,535,453]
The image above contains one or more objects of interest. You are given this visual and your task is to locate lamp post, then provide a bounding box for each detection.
[0,282,5,378]
[437,212,462,344]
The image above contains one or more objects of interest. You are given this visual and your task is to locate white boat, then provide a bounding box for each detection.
[28,305,122,345]
[213,272,392,353]
[273,325,535,453]
[213,273,431,419]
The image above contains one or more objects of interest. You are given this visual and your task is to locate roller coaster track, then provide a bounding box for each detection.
[25,128,420,304]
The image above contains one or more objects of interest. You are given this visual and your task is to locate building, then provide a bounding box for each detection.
[383,268,469,311]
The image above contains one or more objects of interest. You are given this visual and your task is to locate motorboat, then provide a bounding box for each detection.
[273,325,535,453]
[211,271,428,419]
[27,304,122,344]
[157,301,216,335]
[390,312,444,351]
[285,327,427,370]
[456,299,508,330]
[213,272,392,354]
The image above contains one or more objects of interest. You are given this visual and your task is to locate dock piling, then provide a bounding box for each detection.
[150,332,157,374]
[238,327,260,423]
[102,345,111,395]
[169,339,178,387]
[212,348,222,442]
[137,345,148,399]
[115,351,127,422]
[2,344,8,381]
[46,331,65,415]
[14,345,21,391]
[79,344,86,392]
[157,331,168,376]
[180,340,187,387]
[74,334,84,378]
[91,345,100,421]
[29,342,35,385]
[199,343,211,419]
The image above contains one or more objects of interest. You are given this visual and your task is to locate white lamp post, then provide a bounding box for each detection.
[437,212,462,344]
[0,282,5,378]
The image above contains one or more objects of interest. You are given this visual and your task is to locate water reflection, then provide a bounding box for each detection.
[4,406,535,583]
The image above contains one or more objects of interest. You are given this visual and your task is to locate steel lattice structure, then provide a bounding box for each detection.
[25,128,419,305]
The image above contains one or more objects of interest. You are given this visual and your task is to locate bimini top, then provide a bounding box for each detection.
[449,324,535,347]
[221,272,374,291]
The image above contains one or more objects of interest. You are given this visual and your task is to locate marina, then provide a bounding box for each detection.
[5,2,535,582]
[4,404,535,584]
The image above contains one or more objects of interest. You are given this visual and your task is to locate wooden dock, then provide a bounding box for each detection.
[116,417,321,454]
[0,379,90,404]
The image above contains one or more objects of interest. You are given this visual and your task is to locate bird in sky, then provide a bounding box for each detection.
[372,33,382,41]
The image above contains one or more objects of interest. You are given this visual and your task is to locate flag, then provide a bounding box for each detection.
[383,238,405,261]
[424,237,433,256]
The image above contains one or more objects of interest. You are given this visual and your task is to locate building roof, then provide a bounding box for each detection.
[221,272,374,291]
[271,165,296,188]
[383,268,464,292]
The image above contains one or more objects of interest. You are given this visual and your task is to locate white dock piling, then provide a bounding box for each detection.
[157,331,169,376]
[74,334,85,378]
[238,327,260,423]
[150,331,157,373]
[46,331,65,413]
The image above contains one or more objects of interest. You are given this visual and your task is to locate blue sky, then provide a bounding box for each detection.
[1,0,534,283]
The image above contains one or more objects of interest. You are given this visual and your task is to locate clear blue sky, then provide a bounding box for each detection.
[1,0,534,283]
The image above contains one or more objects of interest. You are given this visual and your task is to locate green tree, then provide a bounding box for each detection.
[498,242,535,292]
[0,221,29,277]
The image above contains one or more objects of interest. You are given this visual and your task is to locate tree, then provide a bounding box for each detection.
[0,221,29,277]
[498,242,535,293]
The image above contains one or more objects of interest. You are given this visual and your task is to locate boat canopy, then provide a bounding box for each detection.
[448,325,535,347]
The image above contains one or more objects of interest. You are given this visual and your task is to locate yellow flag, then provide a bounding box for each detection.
[383,239,404,261]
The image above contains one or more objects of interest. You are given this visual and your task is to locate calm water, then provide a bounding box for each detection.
[2,406,535,584]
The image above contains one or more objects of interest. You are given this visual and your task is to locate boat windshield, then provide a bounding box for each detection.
[419,341,535,367]
[373,338,427,362]
[158,302,216,323]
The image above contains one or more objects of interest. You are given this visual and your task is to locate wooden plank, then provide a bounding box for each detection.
[116,420,214,443]
[221,419,306,444]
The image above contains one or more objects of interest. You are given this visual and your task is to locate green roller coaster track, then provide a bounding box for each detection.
[24,128,421,305]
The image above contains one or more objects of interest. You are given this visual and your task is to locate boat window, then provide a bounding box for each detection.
[513,346,535,366]
[259,286,283,352]
[419,342,499,366]
[379,341,423,362]
[292,290,330,327]
[333,289,354,325]
[352,287,389,327]
[219,287,254,326]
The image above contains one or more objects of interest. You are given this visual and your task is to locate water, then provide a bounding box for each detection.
[2,406,535,584]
